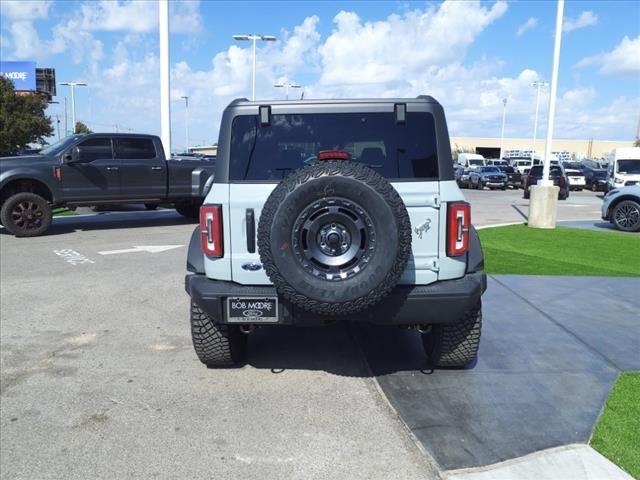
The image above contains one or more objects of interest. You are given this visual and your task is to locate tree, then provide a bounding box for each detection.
[74,121,93,134]
[0,77,53,155]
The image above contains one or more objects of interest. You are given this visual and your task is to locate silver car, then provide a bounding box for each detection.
[601,184,640,232]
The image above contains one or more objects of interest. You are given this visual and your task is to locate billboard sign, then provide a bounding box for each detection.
[0,61,37,91]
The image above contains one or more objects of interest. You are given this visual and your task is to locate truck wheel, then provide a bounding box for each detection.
[144,203,159,210]
[190,301,246,367]
[258,160,411,315]
[0,192,52,237]
[612,200,640,232]
[422,301,482,368]
[175,202,200,219]
[523,190,530,199]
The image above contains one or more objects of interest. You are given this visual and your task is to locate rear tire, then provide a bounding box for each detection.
[175,202,200,219]
[611,200,640,232]
[422,301,482,368]
[190,301,246,367]
[0,192,52,237]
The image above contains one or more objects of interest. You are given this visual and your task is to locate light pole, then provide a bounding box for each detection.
[60,82,87,133]
[274,81,301,100]
[233,34,277,101]
[181,95,189,152]
[499,98,507,160]
[530,81,549,160]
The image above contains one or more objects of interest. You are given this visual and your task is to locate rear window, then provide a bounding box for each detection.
[115,138,156,160]
[229,112,438,181]
[566,171,584,176]
[529,165,562,176]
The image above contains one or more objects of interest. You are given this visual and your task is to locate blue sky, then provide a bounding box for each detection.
[1,0,639,151]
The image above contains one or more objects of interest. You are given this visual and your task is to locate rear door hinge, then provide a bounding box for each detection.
[427,195,440,209]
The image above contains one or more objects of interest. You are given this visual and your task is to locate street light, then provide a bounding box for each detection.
[59,82,87,134]
[181,95,189,153]
[233,34,277,101]
[530,81,549,160]
[274,81,301,100]
[499,98,507,160]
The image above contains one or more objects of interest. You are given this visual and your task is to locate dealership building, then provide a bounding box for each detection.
[450,136,635,161]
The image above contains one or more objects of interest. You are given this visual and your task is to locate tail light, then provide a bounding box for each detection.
[200,204,223,257]
[318,150,350,161]
[447,202,471,257]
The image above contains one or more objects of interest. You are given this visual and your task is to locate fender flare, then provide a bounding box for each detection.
[466,225,484,273]
[186,226,205,274]
[0,170,59,203]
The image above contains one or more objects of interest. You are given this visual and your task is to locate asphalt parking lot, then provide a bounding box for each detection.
[0,188,633,479]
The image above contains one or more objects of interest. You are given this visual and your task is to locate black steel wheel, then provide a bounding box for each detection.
[291,197,375,281]
[0,192,52,237]
[258,160,411,315]
[612,200,640,232]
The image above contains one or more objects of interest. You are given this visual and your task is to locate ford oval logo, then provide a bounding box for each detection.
[242,262,262,271]
[243,309,263,317]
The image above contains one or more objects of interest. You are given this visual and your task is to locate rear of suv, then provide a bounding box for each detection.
[185,97,487,368]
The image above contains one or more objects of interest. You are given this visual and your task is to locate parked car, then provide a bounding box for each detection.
[565,169,586,191]
[562,161,584,171]
[497,165,522,189]
[582,158,607,170]
[601,184,640,232]
[523,165,569,200]
[469,166,508,190]
[486,159,510,167]
[584,168,608,192]
[185,96,487,368]
[0,133,216,236]
[605,147,640,192]
[457,153,486,170]
[456,166,472,188]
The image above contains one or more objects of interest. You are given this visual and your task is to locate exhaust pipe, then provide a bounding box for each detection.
[239,325,255,334]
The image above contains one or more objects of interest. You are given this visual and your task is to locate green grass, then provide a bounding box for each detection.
[478,224,640,276]
[52,207,78,217]
[591,372,640,478]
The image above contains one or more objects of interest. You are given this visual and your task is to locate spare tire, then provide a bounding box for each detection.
[258,160,411,315]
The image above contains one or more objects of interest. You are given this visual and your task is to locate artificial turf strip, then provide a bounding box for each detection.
[478,224,640,277]
[52,208,78,216]
[590,372,640,479]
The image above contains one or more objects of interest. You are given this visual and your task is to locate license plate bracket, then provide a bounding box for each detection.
[226,297,278,323]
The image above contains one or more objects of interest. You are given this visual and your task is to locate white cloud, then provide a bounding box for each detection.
[516,17,538,37]
[576,35,640,75]
[79,1,156,32]
[563,11,597,33]
[0,0,51,20]
[317,1,508,88]
[6,21,45,59]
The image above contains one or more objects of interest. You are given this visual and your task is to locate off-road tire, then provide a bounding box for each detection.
[422,301,482,368]
[190,301,246,367]
[258,160,411,315]
[175,202,200,219]
[0,192,52,237]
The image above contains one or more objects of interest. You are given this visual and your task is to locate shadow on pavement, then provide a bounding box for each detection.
[0,210,197,237]
[242,322,431,378]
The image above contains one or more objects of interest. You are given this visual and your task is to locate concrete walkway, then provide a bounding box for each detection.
[446,445,633,480]
[355,275,640,471]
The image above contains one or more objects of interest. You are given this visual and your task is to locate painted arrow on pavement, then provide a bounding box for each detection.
[98,245,184,256]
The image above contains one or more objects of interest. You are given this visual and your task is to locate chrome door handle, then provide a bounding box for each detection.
[106,167,119,171]
[151,166,162,171]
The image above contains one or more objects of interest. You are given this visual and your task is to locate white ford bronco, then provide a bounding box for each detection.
[185,97,486,368]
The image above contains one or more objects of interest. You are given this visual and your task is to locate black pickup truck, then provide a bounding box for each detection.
[0,133,215,237]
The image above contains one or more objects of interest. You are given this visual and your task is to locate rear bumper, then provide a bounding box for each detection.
[185,272,487,326]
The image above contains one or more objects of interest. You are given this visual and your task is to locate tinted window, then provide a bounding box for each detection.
[78,137,113,161]
[229,112,439,181]
[529,165,562,176]
[617,159,640,174]
[115,138,156,159]
[499,166,515,173]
